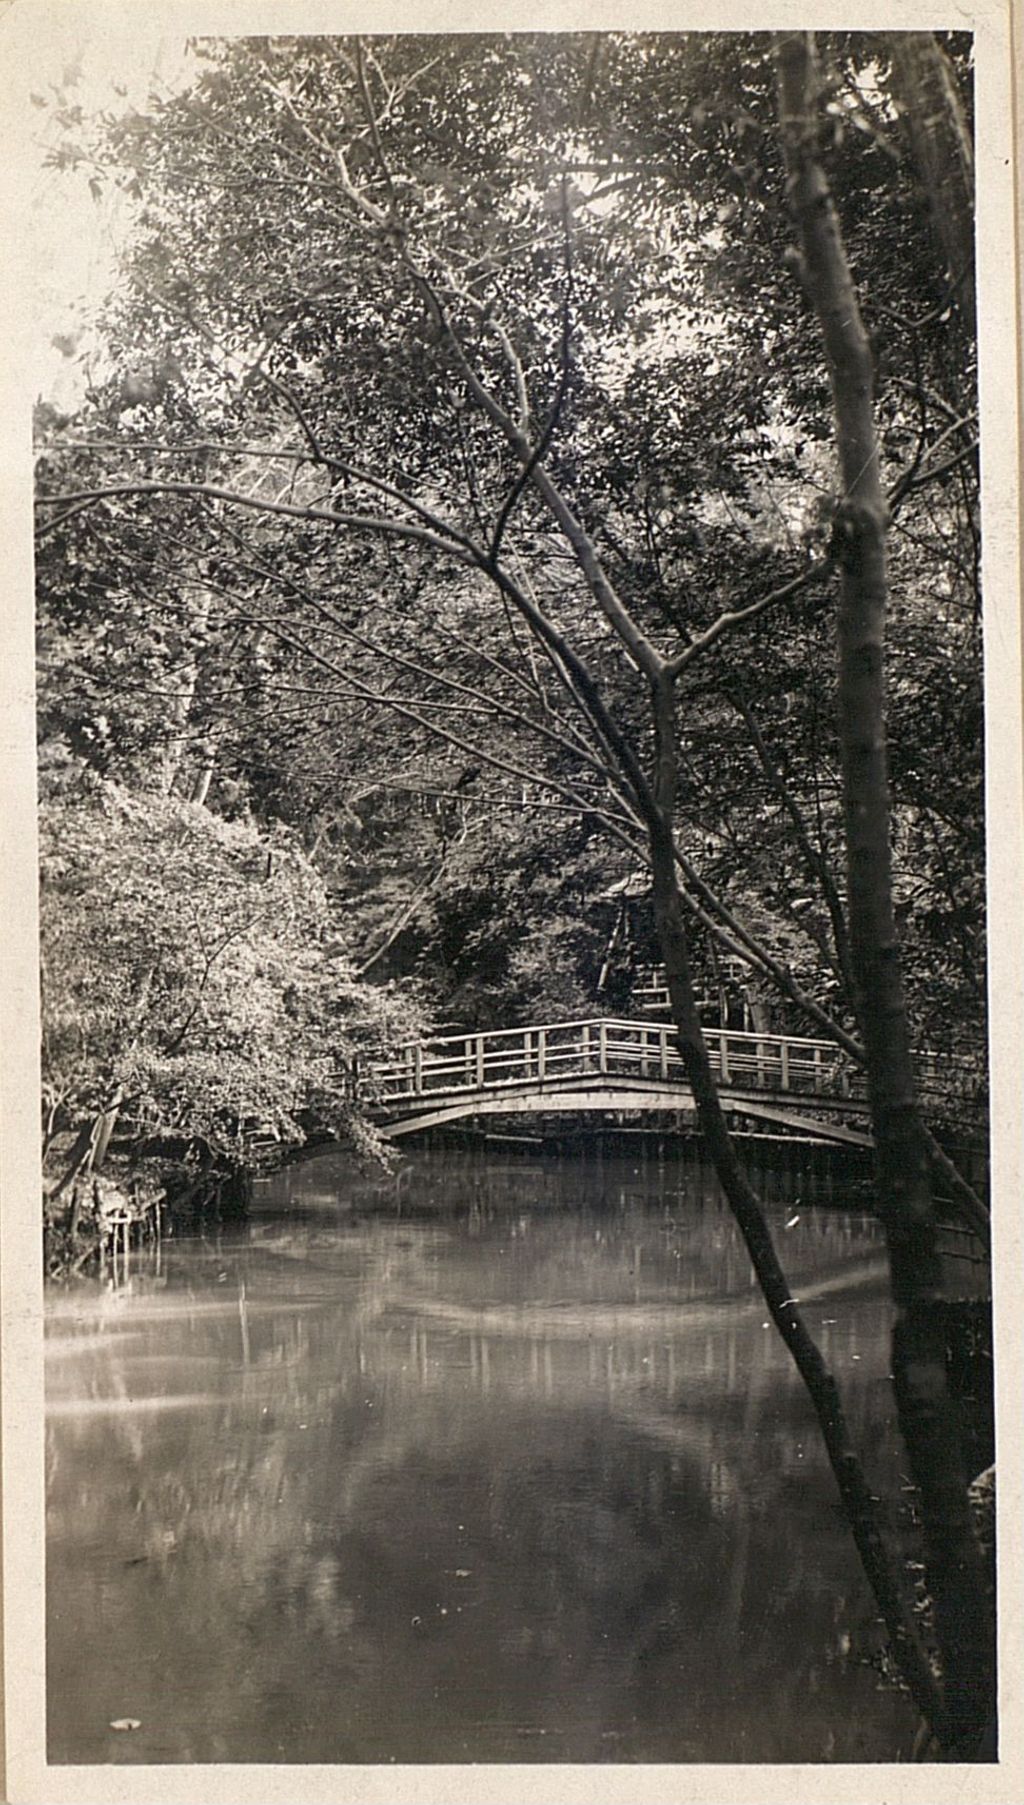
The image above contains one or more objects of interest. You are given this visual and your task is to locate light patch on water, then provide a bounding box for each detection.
[47,1392,220,1418]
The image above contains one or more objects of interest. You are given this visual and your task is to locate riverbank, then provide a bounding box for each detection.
[43,1142,253,1281]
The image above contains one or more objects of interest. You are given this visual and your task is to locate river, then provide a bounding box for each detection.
[46,1142,918,1764]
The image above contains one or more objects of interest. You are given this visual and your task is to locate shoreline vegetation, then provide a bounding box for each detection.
[42,1115,988,1284]
[42,1140,251,1282]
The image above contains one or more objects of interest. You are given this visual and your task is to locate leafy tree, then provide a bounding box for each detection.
[39,755,414,1198]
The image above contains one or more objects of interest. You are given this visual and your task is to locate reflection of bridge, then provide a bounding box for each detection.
[362,1017,896,1147]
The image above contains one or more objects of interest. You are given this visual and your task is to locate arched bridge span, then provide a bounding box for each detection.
[357,1017,919,1147]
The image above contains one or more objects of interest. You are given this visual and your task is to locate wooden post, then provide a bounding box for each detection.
[780,1041,790,1090]
[813,1046,823,1094]
[413,1043,423,1095]
[719,1032,730,1083]
[660,1027,669,1080]
[756,1039,767,1091]
[581,1021,592,1071]
[598,1021,608,1073]
[537,1028,546,1082]
[639,1027,650,1077]
[476,1035,485,1087]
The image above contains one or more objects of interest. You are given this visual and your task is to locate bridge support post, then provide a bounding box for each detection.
[413,1044,423,1095]
[780,1041,790,1090]
[719,1032,730,1083]
[536,1029,546,1082]
[475,1036,485,1087]
[598,1021,608,1074]
[659,1027,669,1079]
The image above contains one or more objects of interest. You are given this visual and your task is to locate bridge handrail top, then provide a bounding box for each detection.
[368,1018,971,1077]
[379,1017,850,1056]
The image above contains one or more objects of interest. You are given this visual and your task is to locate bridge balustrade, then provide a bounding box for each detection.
[365,1017,864,1106]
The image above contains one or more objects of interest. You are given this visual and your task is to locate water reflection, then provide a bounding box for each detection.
[47,1146,916,1763]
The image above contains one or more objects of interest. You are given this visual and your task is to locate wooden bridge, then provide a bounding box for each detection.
[356,1016,965,1147]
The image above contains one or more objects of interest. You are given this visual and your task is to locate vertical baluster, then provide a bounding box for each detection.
[476,1035,485,1087]
[413,1043,423,1095]
[537,1028,546,1082]
[719,1031,730,1083]
[813,1046,823,1094]
[582,1021,592,1072]
[780,1041,790,1090]
[598,1021,608,1074]
[660,1027,669,1079]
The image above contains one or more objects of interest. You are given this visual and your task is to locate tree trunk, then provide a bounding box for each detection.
[888,33,976,343]
[90,1088,123,1171]
[647,672,946,1740]
[50,1112,104,1203]
[776,30,992,1752]
[190,756,216,806]
[158,584,212,796]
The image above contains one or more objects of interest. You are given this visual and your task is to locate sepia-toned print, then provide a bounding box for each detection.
[3,4,1021,1800]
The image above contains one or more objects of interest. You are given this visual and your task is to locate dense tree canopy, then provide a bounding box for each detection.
[36,31,981,1067]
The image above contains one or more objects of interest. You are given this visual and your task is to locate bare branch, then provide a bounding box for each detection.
[489,182,575,568]
[665,554,836,678]
[35,478,475,563]
[729,689,855,997]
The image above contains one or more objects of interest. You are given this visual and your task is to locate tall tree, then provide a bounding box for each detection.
[776,30,990,1750]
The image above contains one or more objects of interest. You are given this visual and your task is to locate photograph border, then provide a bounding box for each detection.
[2,2,1021,1799]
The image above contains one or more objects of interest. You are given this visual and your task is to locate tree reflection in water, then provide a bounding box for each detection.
[46,1146,917,1763]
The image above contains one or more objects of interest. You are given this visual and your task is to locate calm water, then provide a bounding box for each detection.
[46,1144,918,1764]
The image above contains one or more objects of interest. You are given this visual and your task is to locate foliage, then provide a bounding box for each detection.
[39,756,414,1159]
[32,31,984,1081]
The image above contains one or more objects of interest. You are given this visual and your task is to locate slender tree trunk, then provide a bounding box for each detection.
[90,1087,123,1172]
[776,30,992,1752]
[159,585,212,796]
[50,1085,124,1205]
[50,1113,103,1203]
[888,32,976,343]
[190,754,216,806]
[647,673,946,1741]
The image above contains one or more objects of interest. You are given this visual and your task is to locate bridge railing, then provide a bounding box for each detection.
[364,1017,869,1106]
